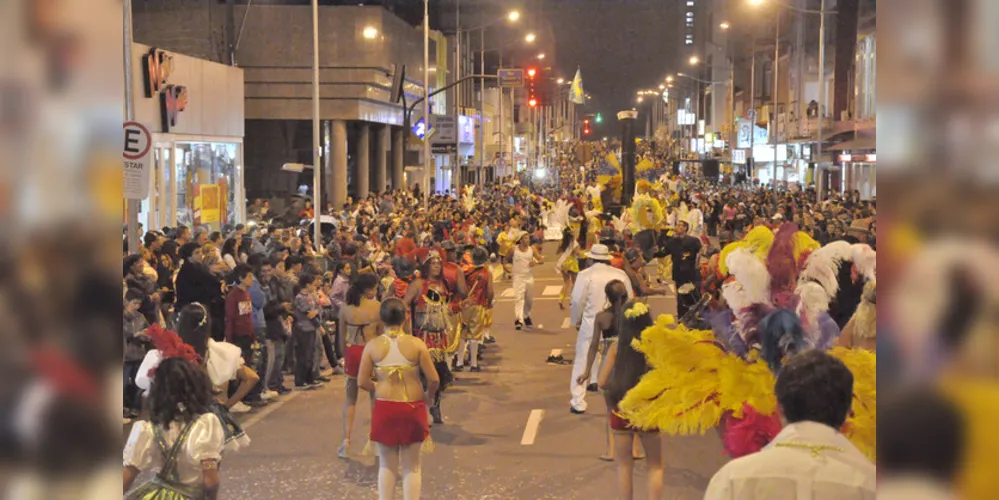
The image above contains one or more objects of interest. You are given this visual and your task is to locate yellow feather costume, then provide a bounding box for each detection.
[619,315,878,461]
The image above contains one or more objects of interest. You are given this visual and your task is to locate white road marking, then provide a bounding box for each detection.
[242,390,302,430]
[561,317,571,329]
[521,409,546,445]
[500,288,515,298]
[542,286,562,296]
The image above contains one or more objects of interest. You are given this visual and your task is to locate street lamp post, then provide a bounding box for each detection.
[423,0,431,207]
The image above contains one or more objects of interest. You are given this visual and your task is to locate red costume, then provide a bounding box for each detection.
[370,400,430,446]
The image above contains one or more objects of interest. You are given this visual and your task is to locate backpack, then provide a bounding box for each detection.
[125,420,206,500]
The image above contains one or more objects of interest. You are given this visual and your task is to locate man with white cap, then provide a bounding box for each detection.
[569,244,633,414]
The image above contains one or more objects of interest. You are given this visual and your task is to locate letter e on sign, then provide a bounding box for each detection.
[123,121,152,200]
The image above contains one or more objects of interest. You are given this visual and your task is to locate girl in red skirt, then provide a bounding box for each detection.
[336,273,382,459]
[358,299,439,500]
[599,300,666,500]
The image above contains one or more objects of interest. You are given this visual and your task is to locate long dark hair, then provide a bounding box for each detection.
[176,303,212,361]
[221,237,238,258]
[346,272,379,307]
[605,300,653,408]
[604,280,629,329]
[147,357,214,427]
[558,227,574,254]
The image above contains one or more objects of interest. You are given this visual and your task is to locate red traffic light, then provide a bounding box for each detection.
[527,68,537,78]
[584,128,591,135]
[529,98,538,108]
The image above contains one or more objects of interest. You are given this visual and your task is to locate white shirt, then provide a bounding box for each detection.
[570,262,634,335]
[687,208,704,236]
[511,246,535,279]
[704,421,876,500]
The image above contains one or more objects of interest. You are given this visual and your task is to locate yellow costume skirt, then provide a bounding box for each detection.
[460,305,492,341]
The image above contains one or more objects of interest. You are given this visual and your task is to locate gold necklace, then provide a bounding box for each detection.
[385,328,407,338]
[774,441,845,458]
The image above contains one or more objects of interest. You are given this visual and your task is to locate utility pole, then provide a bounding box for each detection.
[311,0,322,249]
[479,27,485,187]
[423,0,431,207]
[772,9,780,187]
[124,0,139,255]
[454,0,461,194]
[816,0,827,201]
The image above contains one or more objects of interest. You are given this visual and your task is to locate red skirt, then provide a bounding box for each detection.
[609,409,637,432]
[344,345,365,378]
[370,400,430,446]
[414,329,449,354]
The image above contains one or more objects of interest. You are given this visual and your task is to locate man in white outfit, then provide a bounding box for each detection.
[569,244,633,413]
[508,231,542,330]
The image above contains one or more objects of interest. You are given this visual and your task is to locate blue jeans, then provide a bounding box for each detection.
[267,338,288,390]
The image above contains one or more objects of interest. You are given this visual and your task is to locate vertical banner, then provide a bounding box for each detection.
[199,184,221,225]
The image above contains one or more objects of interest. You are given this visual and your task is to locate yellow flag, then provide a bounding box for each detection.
[570,68,585,104]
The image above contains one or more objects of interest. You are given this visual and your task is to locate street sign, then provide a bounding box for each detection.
[498,68,524,88]
[432,144,457,155]
[123,121,152,200]
[430,116,457,144]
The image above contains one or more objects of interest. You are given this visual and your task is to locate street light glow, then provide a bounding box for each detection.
[508,10,521,22]
[525,32,537,43]
[557,78,564,84]
[659,84,666,90]
[666,75,674,82]
[720,21,731,29]
[362,26,378,39]
[537,53,546,60]
[637,97,644,103]
[689,56,700,65]
[749,0,765,5]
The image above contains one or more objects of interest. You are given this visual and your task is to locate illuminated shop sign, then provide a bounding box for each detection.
[141,48,189,133]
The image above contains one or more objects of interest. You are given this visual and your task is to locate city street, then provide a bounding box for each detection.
[218,246,728,499]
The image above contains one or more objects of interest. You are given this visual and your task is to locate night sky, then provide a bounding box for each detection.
[544,0,679,135]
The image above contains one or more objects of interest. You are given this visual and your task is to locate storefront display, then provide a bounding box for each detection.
[129,43,245,232]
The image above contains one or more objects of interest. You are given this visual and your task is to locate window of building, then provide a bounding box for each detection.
[687,1,694,5]
[686,39,694,45]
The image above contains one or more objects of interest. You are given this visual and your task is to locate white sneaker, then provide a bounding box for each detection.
[229,402,252,414]
[260,390,279,401]
[337,441,349,459]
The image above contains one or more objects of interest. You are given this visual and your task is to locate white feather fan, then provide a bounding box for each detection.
[725,247,772,306]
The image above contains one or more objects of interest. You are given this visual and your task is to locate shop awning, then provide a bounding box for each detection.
[829,136,876,151]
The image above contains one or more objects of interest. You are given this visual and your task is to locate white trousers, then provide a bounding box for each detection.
[569,319,601,412]
[512,275,534,322]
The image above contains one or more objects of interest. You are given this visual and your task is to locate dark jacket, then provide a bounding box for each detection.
[175,261,222,312]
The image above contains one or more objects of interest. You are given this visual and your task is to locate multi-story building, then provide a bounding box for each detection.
[132,1,451,207]
[687,0,874,195]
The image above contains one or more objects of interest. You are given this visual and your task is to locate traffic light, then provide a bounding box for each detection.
[595,113,603,123]
[584,127,591,135]
[527,67,538,108]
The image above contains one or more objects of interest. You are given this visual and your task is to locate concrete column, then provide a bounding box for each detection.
[374,124,389,193]
[391,126,405,190]
[331,120,348,208]
[356,123,371,200]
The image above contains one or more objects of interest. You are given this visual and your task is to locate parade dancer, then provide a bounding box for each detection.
[358,299,439,500]
[555,228,581,311]
[508,231,543,330]
[402,251,453,424]
[456,247,494,372]
[569,244,633,414]
[337,273,382,459]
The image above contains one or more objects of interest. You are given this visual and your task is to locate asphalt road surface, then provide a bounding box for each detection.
[217,245,728,499]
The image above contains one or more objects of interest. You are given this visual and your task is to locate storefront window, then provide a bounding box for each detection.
[175,142,241,231]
